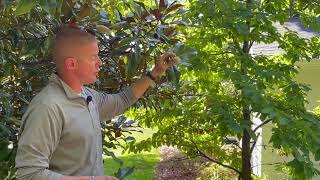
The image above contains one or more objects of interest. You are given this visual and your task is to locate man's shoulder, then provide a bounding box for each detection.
[30,83,66,107]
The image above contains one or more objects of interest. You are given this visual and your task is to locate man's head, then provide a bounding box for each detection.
[53,28,102,85]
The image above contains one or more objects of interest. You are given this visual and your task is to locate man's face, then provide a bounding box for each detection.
[75,41,102,85]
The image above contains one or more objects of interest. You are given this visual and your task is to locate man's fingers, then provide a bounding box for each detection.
[163,53,177,64]
[155,52,178,72]
[162,52,175,61]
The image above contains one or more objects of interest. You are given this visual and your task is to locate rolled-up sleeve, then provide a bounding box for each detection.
[15,104,63,180]
[96,87,138,121]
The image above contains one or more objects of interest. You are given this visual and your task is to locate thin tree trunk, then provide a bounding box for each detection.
[241,40,252,180]
[241,105,252,180]
[241,0,252,178]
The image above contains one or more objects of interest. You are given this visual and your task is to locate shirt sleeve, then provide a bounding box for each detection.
[15,104,63,180]
[95,86,138,121]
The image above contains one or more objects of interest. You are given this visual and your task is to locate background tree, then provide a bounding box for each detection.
[127,0,320,179]
[0,0,192,179]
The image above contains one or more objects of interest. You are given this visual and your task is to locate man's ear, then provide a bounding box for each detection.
[64,57,77,70]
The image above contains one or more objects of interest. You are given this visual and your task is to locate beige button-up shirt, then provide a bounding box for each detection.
[15,74,138,179]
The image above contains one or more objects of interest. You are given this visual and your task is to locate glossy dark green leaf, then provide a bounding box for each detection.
[127,46,141,79]
[165,66,180,85]
[114,9,123,22]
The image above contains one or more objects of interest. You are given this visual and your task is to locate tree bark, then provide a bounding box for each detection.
[241,106,252,180]
[241,40,252,180]
[241,0,252,178]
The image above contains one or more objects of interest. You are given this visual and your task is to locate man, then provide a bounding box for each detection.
[15,27,177,180]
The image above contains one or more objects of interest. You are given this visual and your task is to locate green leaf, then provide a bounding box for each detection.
[293,148,304,162]
[78,3,90,20]
[15,0,35,15]
[127,46,141,79]
[114,9,123,22]
[166,3,184,14]
[279,117,289,125]
[115,166,135,180]
[165,66,180,85]
[315,149,320,161]
[125,136,135,142]
[39,0,57,16]
[0,142,10,161]
[118,37,136,47]
[159,0,168,11]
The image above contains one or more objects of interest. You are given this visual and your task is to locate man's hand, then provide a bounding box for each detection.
[62,175,119,180]
[131,51,179,98]
[95,176,119,180]
[151,52,178,78]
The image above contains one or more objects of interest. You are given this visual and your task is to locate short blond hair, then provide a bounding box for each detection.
[53,27,97,68]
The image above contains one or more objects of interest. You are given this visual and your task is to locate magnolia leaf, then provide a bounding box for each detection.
[15,0,35,15]
[100,9,108,19]
[166,4,184,14]
[78,3,90,19]
[114,9,123,22]
[96,25,111,34]
[127,47,141,79]
[159,0,168,11]
[165,66,180,85]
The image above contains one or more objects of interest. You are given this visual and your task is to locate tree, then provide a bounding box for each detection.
[0,0,191,179]
[127,0,320,179]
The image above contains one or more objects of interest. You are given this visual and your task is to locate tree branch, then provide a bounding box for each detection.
[251,162,283,168]
[301,2,313,11]
[253,118,272,132]
[208,51,233,56]
[250,132,260,154]
[224,137,241,149]
[190,139,242,175]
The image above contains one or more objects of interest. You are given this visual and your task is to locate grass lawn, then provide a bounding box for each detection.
[104,128,159,180]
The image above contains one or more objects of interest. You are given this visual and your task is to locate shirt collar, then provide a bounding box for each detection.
[49,73,83,100]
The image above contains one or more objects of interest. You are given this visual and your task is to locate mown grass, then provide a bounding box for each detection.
[104,128,159,180]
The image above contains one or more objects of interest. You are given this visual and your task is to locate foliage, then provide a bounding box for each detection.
[126,0,320,179]
[0,0,192,179]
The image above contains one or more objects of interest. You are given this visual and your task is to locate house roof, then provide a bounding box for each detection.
[251,17,319,55]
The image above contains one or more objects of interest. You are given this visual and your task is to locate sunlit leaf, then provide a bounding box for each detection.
[15,0,35,15]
